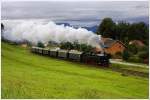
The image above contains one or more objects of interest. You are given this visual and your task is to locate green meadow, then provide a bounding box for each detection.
[1,42,149,99]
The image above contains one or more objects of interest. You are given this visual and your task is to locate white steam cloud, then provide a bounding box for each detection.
[2,20,102,48]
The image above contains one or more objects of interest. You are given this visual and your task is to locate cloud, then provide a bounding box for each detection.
[2,1,149,26]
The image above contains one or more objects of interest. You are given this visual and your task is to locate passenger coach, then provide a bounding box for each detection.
[31,47,110,67]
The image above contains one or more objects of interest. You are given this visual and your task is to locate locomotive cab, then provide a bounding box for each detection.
[96,53,110,67]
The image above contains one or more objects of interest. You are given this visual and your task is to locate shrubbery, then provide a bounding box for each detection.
[79,44,93,53]
[122,50,130,60]
[128,44,138,55]
[60,41,93,52]
[122,45,149,63]
[128,56,143,63]
[60,42,74,50]
[37,42,45,48]
[138,51,148,59]
[113,52,122,59]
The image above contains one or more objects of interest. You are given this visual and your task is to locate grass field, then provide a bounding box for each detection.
[1,42,149,99]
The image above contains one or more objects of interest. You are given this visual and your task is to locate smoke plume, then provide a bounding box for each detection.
[2,20,102,48]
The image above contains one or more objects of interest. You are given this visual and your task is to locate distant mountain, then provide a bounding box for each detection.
[56,22,98,33]
[56,23,71,27]
[82,25,98,33]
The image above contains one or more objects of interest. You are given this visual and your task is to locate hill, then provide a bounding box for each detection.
[1,42,149,99]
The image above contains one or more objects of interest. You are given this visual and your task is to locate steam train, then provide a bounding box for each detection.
[31,47,110,67]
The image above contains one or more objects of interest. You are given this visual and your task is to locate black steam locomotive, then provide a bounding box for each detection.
[31,47,110,67]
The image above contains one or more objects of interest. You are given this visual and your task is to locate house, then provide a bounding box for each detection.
[102,38,126,55]
[129,40,145,47]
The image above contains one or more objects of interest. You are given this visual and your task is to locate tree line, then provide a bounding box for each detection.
[37,41,93,53]
[96,18,149,63]
[96,18,149,45]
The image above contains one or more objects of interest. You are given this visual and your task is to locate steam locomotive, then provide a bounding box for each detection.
[31,47,110,67]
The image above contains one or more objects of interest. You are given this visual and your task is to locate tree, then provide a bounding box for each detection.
[37,42,45,48]
[128,44,138,55]
[79,44,93,53]
[60,42,93,52]
[60,42,74,50]
[1,23,4,31]
[97,18,116,39]
[122,50,130,61]
[128,22,148,44]
[1,23,4,40]
[138,46,149,59]
[115,21,130,42]
[97,18,148,46]
[138,51,149,59]
[73,41,80,50]
[138,45,149,52]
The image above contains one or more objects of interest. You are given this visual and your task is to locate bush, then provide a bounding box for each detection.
[138,45,148,51]
[73,41,80,50]
[122,50,130,60]
[37,42,45,48]
[79,44,93,53]
[114,52,122,59]
[60,41,93,52]
[128,56,143,63]
[138,51,149,59]
[60,42,74,50]
[128,44,138,54]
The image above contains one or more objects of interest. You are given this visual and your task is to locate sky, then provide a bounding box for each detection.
[2,0,149,1]
[1,0,149,26]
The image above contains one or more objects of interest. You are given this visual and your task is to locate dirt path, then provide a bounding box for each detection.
[110,59,149,68]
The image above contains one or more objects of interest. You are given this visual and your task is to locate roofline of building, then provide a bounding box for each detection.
[104,40,127,48]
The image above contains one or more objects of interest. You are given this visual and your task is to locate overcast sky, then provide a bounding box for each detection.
[2,0,148,1]
[2,0,149,26]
